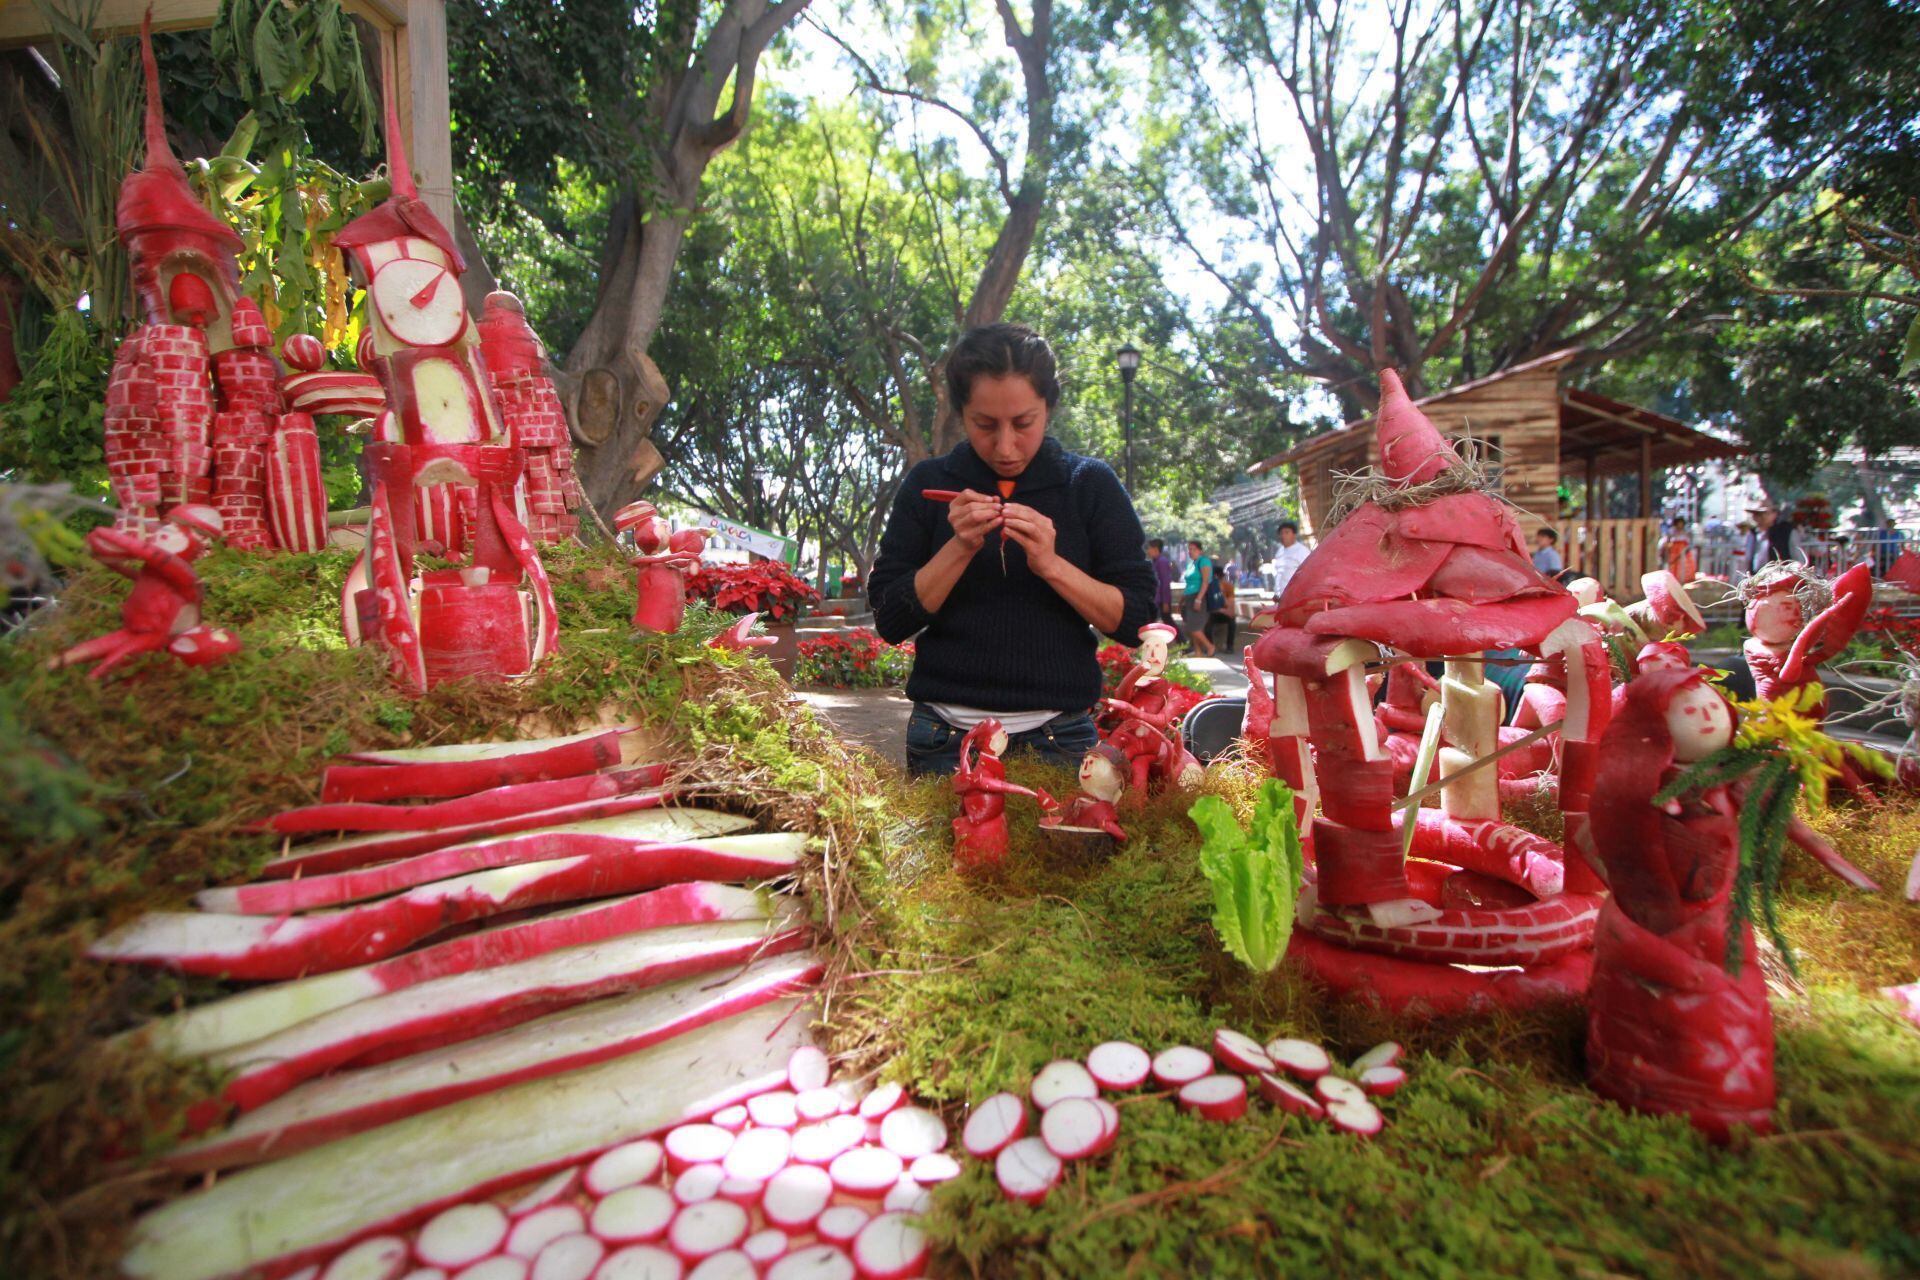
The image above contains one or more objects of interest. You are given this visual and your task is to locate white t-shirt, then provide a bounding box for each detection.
[926,704,1061,735]
[1272,541,1311,593]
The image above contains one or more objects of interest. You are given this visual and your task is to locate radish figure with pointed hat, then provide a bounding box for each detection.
[1099,621,1200,799]
[49,504,240,679]
[951,718,1053,871]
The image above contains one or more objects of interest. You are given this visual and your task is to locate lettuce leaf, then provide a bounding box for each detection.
[1189,779,1304,973]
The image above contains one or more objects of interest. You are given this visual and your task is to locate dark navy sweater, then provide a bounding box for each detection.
[868,437,1156,712]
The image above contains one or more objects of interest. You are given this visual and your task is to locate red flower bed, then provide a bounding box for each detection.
[798,628,914,688]
[684,560,820,622]
[1861,606,1920,660]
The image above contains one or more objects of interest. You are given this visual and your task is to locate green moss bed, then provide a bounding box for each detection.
[4,545,1918,1278]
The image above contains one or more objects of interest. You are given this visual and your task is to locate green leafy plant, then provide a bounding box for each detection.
[1188,779,1305,974]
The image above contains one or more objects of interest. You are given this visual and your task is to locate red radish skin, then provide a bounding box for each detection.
[857,1084,906,1121]
[994,1137,1062,1205]
[1255,1074,1325,1119]
[688,1250,757,1280]
[828,1147,903,1197]
[416,1204,508,1269]
[960,1093,1027,1159]
[1177,1075,1248,1122]
[1086,1041,1151,1091]
[669,1201,750,1261]
[508,1170,580,1217]
[762,1165,833,1229]
[852,1212,930,1280]
[877,1107,946,1160]
[742,1229,789,1264]
[322,729,627,802]
[1352,1042,1405,1073]
[1314,1077,1366,1108]
[1039,1097,1107,1159]
[815,1207,870,1247]
[711,1106,748,1132]
[506,1206,583,1259]
[1326,1097,1386,1137]
[883,1179,932,1215]
[591,1186,676,1243]
[587,1141,665,1196]
[788,1045,831,1092]
[265,766,671,835]
[722,1128,791,1181]
[1211,1030,1275,1076]
[908,1152,961,1184]
[530,1233,604,1280]
[596,1245,683,1280]
[673,1164,726,1205]
[321,1236,410,1280]
[1359,1065,1408,1097]
[1030,1060,1099,1110]
[1150,1046,1213,1089]
[792,1115,866,1166]
[1263,1039,1332,1081]
[665,1125,736,1174]
[1090,1099,1119,1155]
[748,1091,800,1129]
[767,1245,857,1280]
[795,1088,844,1122]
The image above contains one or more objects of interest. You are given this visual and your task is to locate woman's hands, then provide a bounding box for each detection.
[945,490,1003,551]
[1000,503,1059,577]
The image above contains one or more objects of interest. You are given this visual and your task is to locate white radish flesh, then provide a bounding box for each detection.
[668,1201,749,1261]
[508,1169,580,1217]
[506,1206,584,1259]
[1264,1039,1331,1081]
[322,1236,409,1280]
[711,1106,748,1133]
[664,1125,734,1174]
[857,1084,906,1121]
[994,1137,1061,1205]
[417,1204,509,1269]
[1149,1046,1213,1089]
[594,1247,683,1280]
[747,1092,799,1130]
[672,1165,725,1206]
[1359,1065,1408,1097]
[882,1179,931,1215]
[851,1213,929,1280]
[1352,1042,1404,1073]
[828,1147,903,1197]
[1039,1097,1107,1160]
[877,1107,946,1161]
[794,1088,844,1123]
[687,1251,756,1280]
[1177,1075,1248,1122]
[762,1164,833,1229]
[792,1115,865,1165]
[742,1229,788,1264]
[453,1259,527,1280]
[1314,1077,1366,1107]
[1256,1073,1325,1118]
[717,1177,763,1207]
[530,1233,603,1280]
[1085,1041,1150,1091]
[787,1046,831,1092]
[960,1092,1027,1160]
[1030,1060,1098,1110]
[814,1207,870,1247]
[587,1141,665,1196]
[1326,1097,1385,1137]
[1090,1099,1120,1155]
[767,1246,856,1280]
[1211,1030,1275,1076]
[908,1152,961,1184]
[591,1186,675,1243]
[400,1271,448,1280]
[721,1128,790,1181]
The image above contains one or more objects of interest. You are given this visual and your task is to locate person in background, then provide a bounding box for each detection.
[1147,538,1176,624]
[1271,521,1311,596]
[1531,528,1563,577]
[1659,515,1697,582]
[1744,501,1805,573]
[1873,519,1905,577]
[1210,561,1238,652]
[1179,539,1219,657]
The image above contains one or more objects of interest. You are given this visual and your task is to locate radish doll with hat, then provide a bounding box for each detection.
[50,504,240,679]
[951,718,1054,871]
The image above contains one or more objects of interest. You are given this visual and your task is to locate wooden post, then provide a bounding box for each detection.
[1584,453,1597,576]
[403,0,455,230]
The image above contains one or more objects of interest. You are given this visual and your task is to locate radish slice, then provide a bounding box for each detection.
[664,1125,733,1174]
[787,1046,831,1092]
[792,1114,865,1165]
[1211,1029,1275,1076]
[814,1206,870,1247]
[1030,1060,1098,1110]
[1177,1075,1248,1121]
[1359,1065,1407,1096]
[1039,1096,1107,1160]
[1314,1077,1366,1107]
[828,1146,903,1197]
[717,1177,764,1207]
[747,1092,800,1130]
[994,1137,1061,1205]
[1149,1046,1213,1089]
[794,1088,844,1123]
[908,1152,961,1184]
[851,1212,929,1280]
[1090,1098,1120,1155]
[672,1165,726,1206]
[721,1128,790,1181]
[711,1106,749,1133]
[508,1169,580,1217]
[590,1186,675,1244]
[506,1205,585,1259]
[417,1204,509,1269]
[688,1251,756,1280]
[762,1164,833,1229]
[877,1107,947,1160]
[587,1140,665,1195]
[323,1237,409,1280]
[400,1270,447,1280]
[1086,1041,1150,1091]
[1352,1041,1404,1073]
[882,1178,932,1215]
[767,1246,856,1280]
[742,1229,788,1264]
[857,1084,906,1121]
[1264,1039,1331,1081]
[595,1246,682,1280]
[668,1201,749,1261]
[1256,1073,1326,1118]
[960,1093,1026,1160]
[291,1267,324,1280]
[453,1260,527,1280]
[1326,1097,1385,1137]
[530,1233,604,1280]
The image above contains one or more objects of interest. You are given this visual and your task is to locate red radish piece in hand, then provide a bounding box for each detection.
[1264,1039,1331,1081]
[722,1128,791,1181]
[665,1125,735,1174]
[1212,1030,1275,1076]
[909,1152,961,1184]
[1359,1065,1407,1096]
[506,1205,584,1259]
[1030,1060,1099,1109]
[530,1233,604,1280]
[961,1093,1027,1159]
[877,1107,947,1160]
[1326,1097,1385,1137]
[788,1046,831,1092]
[688,1251,757,1280]
[673,1164,726,1205]
[792,1114,865,1165]
[668,1201,749,1261]
[742,1229,789,1264]
[828,1146,903,1197]
[1150,1046,1213,1089]
[1256,1073,1325,1118]
[814,1206,870,1247]
[1351,1042,1404,1073]
[508,1169,580,1217]
[767,1245,856,1280]
[748,1091,800,1130]
[852,1212,930,1280]
[1314,1077,1366,1108]
[416,1203,509,1269]
[587,1140,665,1195]
[1177,1075,1248,1121]
[322,1236,409,1280]
[762,1164,833,1229]
[591,1186,676,1243]
[1039,1097,1108,1159]
[858,1083,906,1120]
[994,1137,1062,1205]
[1086,1041,1151,1091]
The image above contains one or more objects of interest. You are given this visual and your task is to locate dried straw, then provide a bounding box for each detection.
[1324,425,1513,529]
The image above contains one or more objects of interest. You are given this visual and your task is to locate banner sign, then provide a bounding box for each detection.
[706,518,800,566]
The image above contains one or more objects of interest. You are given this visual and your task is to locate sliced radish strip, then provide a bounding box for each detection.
[908,1153,961,1184]
[883,1179,932,1215]
[857,1084,906,1121]
[323,1236,409,1280]
[717,1177,764,1207]
[787,1046,831,1093]
[1211,1030,1275,1076]
[851,1212,929,1280]
[1352,1041,1404,1073]
[1263,1039,1331,1081]
[747,1091,800,1130]
[1326,1097,1385,1137]
[591,1186,676,1244]
[792,1115,865,1165]
[877,1107,947,1161]
[767,1246,856,1280]
[794,1088,844,1123]
[417,1204,509,1269]
[1177,1075,1248,1122]
[762,1164,833,1229]
[1039,1097,1108,1160]
[1359,1065,1407,1096]
[994,1137,1061,1205]
[595,1246,683,1280]
[507,1205,585,1259]
[668,1201,749,1261]
[664,1125,734,1174]
[530,1233,604,1280]
[587,1140,665,1196]
[453,1259,527,1280]
[672,1165,726,1206]
[828,1146,903,1197]
[711,1106,748,1133]
[1030,1060,1098,1110]
[721,1128,790,1181]
[1086,1041,1150,1091]
[1149,1046,1213,1089]
[1314,1077,1366,1108]
[687,1251,756,1280]
[400,1270,447,1280]
[960,1093,1027,1160]
[508,1169,581,1217]
[1090,1099,1120,1155]
[742,1228,788,1264]
[1256,1073,1325,1118]
[814,1206,870,1247]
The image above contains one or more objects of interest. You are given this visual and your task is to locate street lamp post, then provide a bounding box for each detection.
[1115,343,1141,491]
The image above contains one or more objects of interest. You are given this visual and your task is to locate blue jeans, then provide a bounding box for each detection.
[904,704,1100,777]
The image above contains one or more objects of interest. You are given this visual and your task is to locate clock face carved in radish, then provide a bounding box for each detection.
[371,258,469,349]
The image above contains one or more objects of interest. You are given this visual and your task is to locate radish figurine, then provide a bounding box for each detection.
[814,1206,871,1247]
[1039,1097,1108,1159]
[961,1092,1028,1159]
[852,1212,930,1280]
[587,1140,665,1195]
[322,1237,410,1280]
[1256,1073,1325,1118]
[1211,1029,1275,1075]
[767,1245,857,1280]
[1263,1039,1331,1081]
[1149,1045,1213,1089]
[596,1246,683,1280]
[668,1201,749,1262]
[530,1233,604,1280]
[1086,1041,1151,1091]
[591,1186,675,1243]
[877,1106,947,1160]
[416,1204,508,1270]
[994,1137,1062,1204]
[1359,1065,1408,1096]
[762,1164,833,1229]
[1177,1075,1248,1121]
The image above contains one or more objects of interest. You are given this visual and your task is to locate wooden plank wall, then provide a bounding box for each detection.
[1573,517,1660,599]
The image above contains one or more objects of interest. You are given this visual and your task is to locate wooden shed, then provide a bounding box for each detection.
[1247,350,1741,597]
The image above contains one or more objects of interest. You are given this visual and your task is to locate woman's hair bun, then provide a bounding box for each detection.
[945,322,1061,412]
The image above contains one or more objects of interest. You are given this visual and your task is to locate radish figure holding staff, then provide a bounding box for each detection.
[50,504,240,679]
[616,502,710,635]
[951,718,1054,871]
[1101,622,1201,799]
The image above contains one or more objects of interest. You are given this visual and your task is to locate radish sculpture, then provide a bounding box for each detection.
[614,503,711,635]
[1097,622,1203,801]
[47,505,240,679]
[949,718,1052,871]
[1038,743,1131,844]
